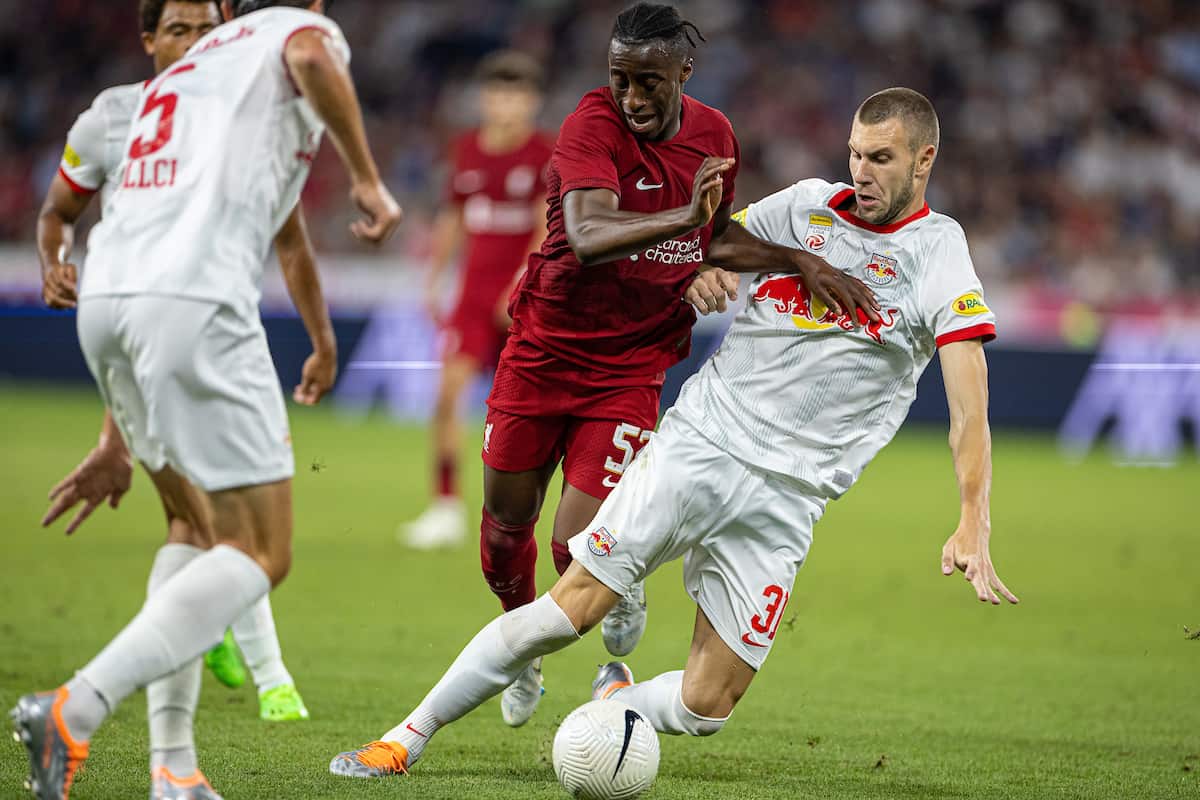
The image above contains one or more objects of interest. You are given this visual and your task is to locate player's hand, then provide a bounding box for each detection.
[941,522,1019,605]
[42,262,79,309]
[43,440,134,535]
[294,349,337,406]
[349,180,403,244]
[794,251,881,327]
[685,267,739,315]
[688,157,735,228]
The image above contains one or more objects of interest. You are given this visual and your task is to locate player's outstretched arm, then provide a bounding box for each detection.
[707,211,881,325]
[43,411,133,535]
[939,339,1018,605]
[36,174,93,309]
[284,29,402,244]
[275,203,337,405]
[563,156,733,266]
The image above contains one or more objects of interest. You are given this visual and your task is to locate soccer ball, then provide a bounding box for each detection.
[552,699,660,800]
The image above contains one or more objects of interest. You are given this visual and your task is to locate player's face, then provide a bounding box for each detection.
[142,1,221,75]
[847,117,921,225]
[479,83,542,130]
[608,40,692,141]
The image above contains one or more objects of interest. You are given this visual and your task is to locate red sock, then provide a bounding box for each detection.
[437,456,456,498]
[479,508,537,611]
[551,541,573,576]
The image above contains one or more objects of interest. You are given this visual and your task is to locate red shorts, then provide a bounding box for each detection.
[442,304,507,369]
[483,338,661,500]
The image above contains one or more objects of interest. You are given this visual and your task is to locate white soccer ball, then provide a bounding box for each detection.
[552,699,660,800]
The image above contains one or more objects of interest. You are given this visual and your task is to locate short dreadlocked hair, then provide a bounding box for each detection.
[611,2,705,62]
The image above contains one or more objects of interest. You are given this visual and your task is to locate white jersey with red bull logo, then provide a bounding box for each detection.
[58,82,144,211]
[673,178,997,499]
[78,7,349,318]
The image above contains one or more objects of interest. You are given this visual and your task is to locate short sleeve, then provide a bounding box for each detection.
[281,17,351,91]
[59,102,108,195]
[919,228,997,347]
[553,103,621,197]
[731,182,800,245]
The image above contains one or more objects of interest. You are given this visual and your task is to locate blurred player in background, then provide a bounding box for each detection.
[401,51,553,550]
[37,0,315,728]
[12,1,402,798]
[328,86,1017,781]
[333,0,877,750]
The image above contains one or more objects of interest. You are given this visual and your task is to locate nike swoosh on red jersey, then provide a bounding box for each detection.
[740,632,768,648]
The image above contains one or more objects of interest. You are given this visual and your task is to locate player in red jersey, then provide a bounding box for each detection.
[402,51,553,550]
[465,2,879,731]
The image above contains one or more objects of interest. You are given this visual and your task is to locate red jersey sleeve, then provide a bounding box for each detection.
[553,100,623,198]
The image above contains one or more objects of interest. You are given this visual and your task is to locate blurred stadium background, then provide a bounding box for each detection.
[0,0,1196,464]
[0,3,1197,798]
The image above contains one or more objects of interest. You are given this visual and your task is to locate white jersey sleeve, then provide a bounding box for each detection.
[59,103,108,195]
[917,225,997,347]
[733,178,832,247]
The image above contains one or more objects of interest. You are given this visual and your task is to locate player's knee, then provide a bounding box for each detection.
[165,516,213,548]
[483,497,540,529]
[261,545,292,587]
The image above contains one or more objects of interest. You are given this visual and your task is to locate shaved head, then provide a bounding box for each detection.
[856,87,939,153]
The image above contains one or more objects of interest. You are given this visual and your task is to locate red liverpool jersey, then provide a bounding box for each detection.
[447,130,554,309]
[507,87,739,384]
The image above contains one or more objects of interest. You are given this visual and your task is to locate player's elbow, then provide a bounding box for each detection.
[565,227,604,266]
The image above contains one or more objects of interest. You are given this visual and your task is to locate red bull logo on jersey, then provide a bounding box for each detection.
[586,526,618,557]
[752,274,900,345]
[864,253,899,285]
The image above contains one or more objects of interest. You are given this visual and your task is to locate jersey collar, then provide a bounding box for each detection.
[828,187,930,233]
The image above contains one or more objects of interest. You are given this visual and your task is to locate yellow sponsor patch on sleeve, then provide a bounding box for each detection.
[62,143,81,169]
[808,213,832,227]
[731,207,749,226]
[952,292,989,316]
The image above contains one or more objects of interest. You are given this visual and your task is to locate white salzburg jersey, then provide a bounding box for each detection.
[79,8,349,317]
[674,179,997,499]
[58,82,143,210]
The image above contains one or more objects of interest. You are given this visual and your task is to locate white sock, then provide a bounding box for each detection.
[145,544,204,776]
[231,595,294,694]
[62,545,270,741]
[612,671,729,736]
[381,594,579,765]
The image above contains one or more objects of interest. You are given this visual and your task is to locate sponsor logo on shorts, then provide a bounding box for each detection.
[586,526,618,557]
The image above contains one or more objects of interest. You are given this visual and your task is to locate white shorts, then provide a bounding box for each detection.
[77,295,294,492]
[568,409,825,670]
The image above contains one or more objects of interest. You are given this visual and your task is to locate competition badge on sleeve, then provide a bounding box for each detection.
[804,213,832,252]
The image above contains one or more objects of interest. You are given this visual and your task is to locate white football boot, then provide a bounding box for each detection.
[401,497,466,550]
[601,582,647,657]
[500,657,544,727]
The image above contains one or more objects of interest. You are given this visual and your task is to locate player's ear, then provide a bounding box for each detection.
[915,144,936,178]
[680,57,694,85]
[141,31,156,57]
[220,0,235,21]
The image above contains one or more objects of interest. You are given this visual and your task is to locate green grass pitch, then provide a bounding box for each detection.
[1,384,1197,799]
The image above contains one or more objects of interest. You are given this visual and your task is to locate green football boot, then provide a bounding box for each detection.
[203,630,246,689]
[259,684,310,722]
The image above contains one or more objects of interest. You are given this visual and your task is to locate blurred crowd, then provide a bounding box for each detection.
[2,0,1199,307]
